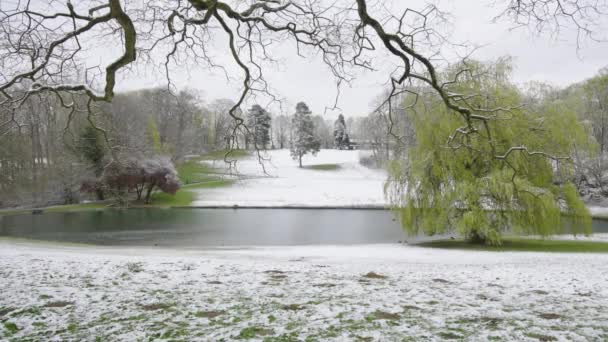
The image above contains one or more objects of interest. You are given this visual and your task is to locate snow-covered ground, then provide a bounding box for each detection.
[1,240,607,341]
[192,149,387,207]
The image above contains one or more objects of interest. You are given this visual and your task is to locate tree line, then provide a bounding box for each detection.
[0,87,358,207]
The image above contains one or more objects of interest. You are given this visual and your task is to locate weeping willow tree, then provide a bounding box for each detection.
[386,59,594,245]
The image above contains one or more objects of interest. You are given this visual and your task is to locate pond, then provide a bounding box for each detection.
[0,208,407,247]
[1,208,607,247]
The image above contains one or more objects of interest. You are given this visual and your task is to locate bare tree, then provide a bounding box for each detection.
[0,0,605,166]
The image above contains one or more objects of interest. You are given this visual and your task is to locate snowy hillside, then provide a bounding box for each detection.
[192,149,388,207]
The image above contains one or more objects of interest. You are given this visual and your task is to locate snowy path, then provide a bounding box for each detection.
[192,149,387,207]
[1,240,607,341]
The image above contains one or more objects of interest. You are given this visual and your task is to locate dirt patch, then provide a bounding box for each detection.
[531,290,549,295]
[312,283,336,288]
[195,310,225,318]
[432,278,451,284]
[437,331,463,340]
[538,313,562,320]
[44,301,73,308]
[264,270,286,274]
[207,280,222,285]
[269,274,288,280]
[372,310,401,320]
[282,304,305,311]
[140,303,173,311]
[362,272,387,279]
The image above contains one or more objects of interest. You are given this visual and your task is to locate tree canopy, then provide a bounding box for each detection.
[386,59,595,244]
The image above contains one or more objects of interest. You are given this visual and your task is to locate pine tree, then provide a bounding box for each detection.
[334,114,348,149]
[290,102,321,167]
[247,104,272,149]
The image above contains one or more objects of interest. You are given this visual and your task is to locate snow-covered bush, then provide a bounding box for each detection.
[81,156,180,204]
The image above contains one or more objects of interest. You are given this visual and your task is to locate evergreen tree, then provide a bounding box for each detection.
[290,102,321,167]
[247,104,272,149]
[76,125,107,200]
[334,114,348,149]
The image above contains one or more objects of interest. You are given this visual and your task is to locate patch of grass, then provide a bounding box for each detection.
[182,179,235,190]
[303,163,341,171]
[149,180,235,206]
[419,237,608,253]
[524,332,558,341]
[149,190,196,207]
[3,322,19,334]
[67,323,78,333]
[201,149,250,161]
[237,326,274,339]
[177,158,220,185]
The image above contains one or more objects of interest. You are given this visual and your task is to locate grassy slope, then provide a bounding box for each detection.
[149,150,248,206]
[420,237,608,253]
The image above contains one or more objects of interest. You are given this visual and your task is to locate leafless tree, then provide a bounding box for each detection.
[0,0,605,165]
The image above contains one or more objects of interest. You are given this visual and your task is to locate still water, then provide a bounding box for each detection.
[0,208,407,247]
[1,208,606,247]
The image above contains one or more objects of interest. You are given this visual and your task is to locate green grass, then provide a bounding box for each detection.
[177,150,249,185]
[200,149,250,161]
[303,164,341,171]
[419,237,608,253]
[149,180,235,206]
[149,149,244,206]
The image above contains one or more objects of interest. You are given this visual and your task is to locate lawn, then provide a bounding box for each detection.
[419,237,608,253]
[303,163,341,171]
[177,150,249,184]
[151,150,245,206]
[149,180,235,206]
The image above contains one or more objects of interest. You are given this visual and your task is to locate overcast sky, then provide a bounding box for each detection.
[114,0,608,119]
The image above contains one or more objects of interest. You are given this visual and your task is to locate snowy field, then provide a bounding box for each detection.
[192,149,387,207]
[1,240,607,341]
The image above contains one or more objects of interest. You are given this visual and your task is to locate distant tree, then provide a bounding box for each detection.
[334,114,349,149]
[247,105,272,149]
[273,115,291,149]
[290,102,321,167]
[76,125,107,200]
[312,116,334,148]
[81,156,180,204]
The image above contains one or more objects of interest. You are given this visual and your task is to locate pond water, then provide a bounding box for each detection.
[0,208,407,247]
[1,208,607,247]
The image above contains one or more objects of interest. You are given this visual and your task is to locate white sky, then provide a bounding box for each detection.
[112,0,608,119]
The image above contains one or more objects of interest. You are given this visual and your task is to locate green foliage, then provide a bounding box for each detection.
[77,125,107,176]
[146,119,163,154]
[3,322,19,334]
[387,59,593,245]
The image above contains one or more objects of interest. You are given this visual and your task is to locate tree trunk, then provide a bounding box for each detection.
[299,155,302,168]
[144,184,156,204]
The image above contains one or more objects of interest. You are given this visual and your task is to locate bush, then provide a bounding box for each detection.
[81,156,180,204]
